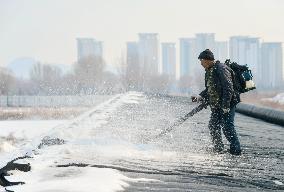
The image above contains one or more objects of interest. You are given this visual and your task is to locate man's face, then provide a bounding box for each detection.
[200,59,208,69]
[200,59,213,69]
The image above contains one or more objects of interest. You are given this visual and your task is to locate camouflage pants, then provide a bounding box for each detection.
[208,106,241,154]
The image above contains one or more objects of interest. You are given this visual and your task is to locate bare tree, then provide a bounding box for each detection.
[30,62,63,95]
[0,67,15,95]
[74,56,105,94]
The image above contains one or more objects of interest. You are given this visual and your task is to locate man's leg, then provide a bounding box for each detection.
[222,106,242,155]
[208,108,224,152]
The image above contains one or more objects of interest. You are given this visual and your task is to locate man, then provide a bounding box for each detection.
[192,49,242,155]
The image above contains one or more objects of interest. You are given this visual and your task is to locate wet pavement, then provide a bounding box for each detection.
[98,93,284,191]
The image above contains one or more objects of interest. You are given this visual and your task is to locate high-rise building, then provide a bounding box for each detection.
[229,36,260,85]
[162,43,176,79]
[126,42,140,89]
[195,33,216,87]
[127,42,140,74]
[215,41,228,62]
[195,33,216,54]
[179,38,197,78]
[260,42,283,89]
[77,38,103,62]
[138,33,159,76]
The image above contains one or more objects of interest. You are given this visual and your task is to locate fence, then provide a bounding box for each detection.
[0,95,113,107]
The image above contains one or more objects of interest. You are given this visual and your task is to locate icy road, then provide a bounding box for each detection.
[3,92,284,192]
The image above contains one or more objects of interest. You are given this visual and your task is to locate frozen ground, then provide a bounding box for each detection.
[0,92,283,192]
[0,120,67,154]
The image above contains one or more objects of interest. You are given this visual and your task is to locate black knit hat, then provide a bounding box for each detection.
[198,49,214,61]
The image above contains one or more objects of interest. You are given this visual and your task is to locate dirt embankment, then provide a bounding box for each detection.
[0,107,91,120]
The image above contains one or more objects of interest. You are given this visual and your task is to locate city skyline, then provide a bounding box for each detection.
[1,0,284,67]
[123,32,283,90]
[2,31,284,68]
[131,33,283,82]
[2,31,283,91]
[4,31,283,87]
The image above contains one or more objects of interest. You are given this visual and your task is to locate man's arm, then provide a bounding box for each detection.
[216,65,234,110]
[199,89,208,99]
[191,89,208,103]
[189,89,209,105]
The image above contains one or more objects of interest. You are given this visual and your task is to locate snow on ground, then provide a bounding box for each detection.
[2,92,159,192]
[7,166,130,192]
[0,120,67,139]
[0,120,67,156]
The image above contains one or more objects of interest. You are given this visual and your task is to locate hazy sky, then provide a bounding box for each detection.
[1,0,284,66]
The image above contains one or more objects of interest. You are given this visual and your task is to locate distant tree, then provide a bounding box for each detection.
[30,62,63,95]
[0,67,15,95]
[74,56,105,94]
[59,73,79,95]
[116,56,135,92]
[99,71,122,94]
[11,78,36,95]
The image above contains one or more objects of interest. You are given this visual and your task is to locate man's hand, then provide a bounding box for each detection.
[222,108,230,114]
[191,96,203,103]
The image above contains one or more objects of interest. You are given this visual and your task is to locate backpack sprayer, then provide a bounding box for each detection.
[150,60,256,141]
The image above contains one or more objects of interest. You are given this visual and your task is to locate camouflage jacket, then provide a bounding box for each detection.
[199,61,240,109]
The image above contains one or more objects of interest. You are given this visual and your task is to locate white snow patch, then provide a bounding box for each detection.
[0,141,16,152]
[0,120,67,167]
[6,167,130,192]
[0,120,67,139]
[273,180,284,186]
[262,93,284,105]
[7,166,159,192]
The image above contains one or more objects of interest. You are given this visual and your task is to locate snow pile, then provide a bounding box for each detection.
[45,92,146,142]
[4,92,161,192]
[7,163,158,192]
[7,166,131,192]
[0,120,67,166]
[0,120,67,140]
[273,180,284,186]
[0,141,16,153]
[261,93,284,105]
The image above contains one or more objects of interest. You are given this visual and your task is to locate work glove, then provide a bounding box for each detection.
[191,96,203,103]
